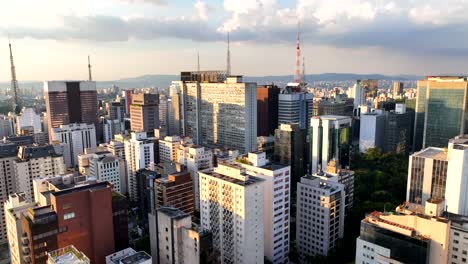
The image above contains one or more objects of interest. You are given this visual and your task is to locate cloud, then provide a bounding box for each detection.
[194,1,212,21]
[119,0,166,5]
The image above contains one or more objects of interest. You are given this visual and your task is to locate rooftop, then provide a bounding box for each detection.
[413,147,448,161]
[120,252,151,264]
[48,245,90,264]
[158,206,190,220]
[203,168,263,187]
[52,181,110,197]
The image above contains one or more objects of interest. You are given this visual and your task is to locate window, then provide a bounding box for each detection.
[64,212,75,220]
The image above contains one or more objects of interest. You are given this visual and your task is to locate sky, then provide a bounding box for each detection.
[1,0,468,81]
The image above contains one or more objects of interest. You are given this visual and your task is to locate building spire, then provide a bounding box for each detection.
[197,51,200,72]
[226,32,231,76]
[88,55,92,81]
[302,56,306,84]
[9,39,20,114]
[294,21,302,83]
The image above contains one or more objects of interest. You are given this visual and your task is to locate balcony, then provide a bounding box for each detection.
[22,246,30,254]
[21,235,29,245]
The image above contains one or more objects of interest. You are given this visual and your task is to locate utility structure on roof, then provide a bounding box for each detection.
[226,32,231,76]
[88,55,92,81]
[294,22,302,84]
[9,40,20,114]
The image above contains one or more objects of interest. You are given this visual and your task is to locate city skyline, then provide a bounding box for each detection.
[1,0,468,81]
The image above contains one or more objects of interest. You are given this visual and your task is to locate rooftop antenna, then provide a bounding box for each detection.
[293,21,302,83]
[302,56,306,84]
[88,55,92,81]
[197,51,200,72]
[226,32,231,76]
[9,37,20,114]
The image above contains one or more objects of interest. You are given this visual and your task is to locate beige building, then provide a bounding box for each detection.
[159,135,182,163]
[130,93,159,133]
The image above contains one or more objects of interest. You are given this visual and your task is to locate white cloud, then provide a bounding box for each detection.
[119,0,166,5]
[194,1,211,21]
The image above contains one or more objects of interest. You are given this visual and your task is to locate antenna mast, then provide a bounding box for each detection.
[294,21,302,83]
[88,55,92,81]
[9,40,20,114]
[197,51,200,72]
[226,32,231,76]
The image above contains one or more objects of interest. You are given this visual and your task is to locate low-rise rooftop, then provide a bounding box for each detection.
[413,147,448,160]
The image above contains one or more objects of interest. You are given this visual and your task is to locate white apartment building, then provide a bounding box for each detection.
[151,207,207,264]
[172,76,257,154]
[4,193,35,264]
[177,144,213,210]
[159,135,181,163]
[103,119,123,143]
[15,145,65,202]
[296,175,345,260]
[445,136,468,216]
[310,115,352,173]
[0,143,18,244]
[88,151,123,193]
[50,123,97,167]
[124,132,154,201]
[448,214,468,264]
[239,152,290,264]
[16,108,42,134]
[199,164,264,263]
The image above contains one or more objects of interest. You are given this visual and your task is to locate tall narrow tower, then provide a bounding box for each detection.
[226,32,231,76]
[88,55,92,81]
[197,51,200,72]
[302,56,306,84]
[293,23,302,84]
[9,41,20,114]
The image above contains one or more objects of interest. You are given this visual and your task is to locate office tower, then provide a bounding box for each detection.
[296,175,345,260]
[50,123,96,167]
[44,81,98,142]
[176,144,213,210]
[122,90,133,115]
[359,109,386,153]
[168,83,182,136]
[180,70,227,82]
[172,75,257,153]
[257,136,275,160]
[124,132,155,201]
[0,143,19,243]
[4,193,35,264]
[239,152,290,263]
[103,119,123,143]
[257,84,280,136]
[278,91,313,129]
[159,94,168,131]
[414,76,468,150]
[274,123,306,186]
[349,81,365,115]
[15,145,65,201]
[16,108,41,134]
[159,136,182,163]
[384,104,412,154]
[448,214,468,264]
[87,151,123,193]
[309,115,352,173]
[24,179,115,264]
[149,207,214,264]
[130,93,159,133]
[312,98,354,117]
[199,164,264,263]
[47,245,90,264]
[106,248,151,264]
[0,115,15,139]
[393,81,404,98]
[314,159,355,212]
[111,192,129,252]
[355,202,450,264]
[155,170,194,215]
[136,169,159,221]
[108,101,125,123]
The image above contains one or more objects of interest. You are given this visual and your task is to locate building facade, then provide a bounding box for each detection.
[278,92,313,130]
[154,171,194,215]
[130,93,160,133]
[257,85,280,136]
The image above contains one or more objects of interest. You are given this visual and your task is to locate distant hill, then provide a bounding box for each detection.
[0,73,423,90]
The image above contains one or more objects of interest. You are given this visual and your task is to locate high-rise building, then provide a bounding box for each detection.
[124,132,155,201]
[359,109,386,153]
[167,83,182,136]
[171,75,257,153]
[50,123,97,167]
[88,151,123,193]
[176,144,213,210]
[44,81,99,142]
[296,175,345,260]
[199,164,264,263]
[24,178,115,264]
[393,81,404,98]
[4,192,35,264]
[0,115,15,139]
[384,104,412,154]
[15,144,65,201]
[312,98,354,117]
[149,207,215,264]
[0,143,19,244]
[159,94,168,131]
[154,170,194,215]
[136,169,159,221]
[355,202,450,264]
[447,213,468,264]
[130,93,159,134]
[111,192,129,252]
[257,136,275,160]
[257,85,280,136]
[239,152,290,263]
[103,119,123,143]
[278,92,313,130]
[309,115,352,174]
[274,123,306,186]
[159,135,181,163]
[108,101,125,123]
[16,108,41,134]
[413,76,468,150]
